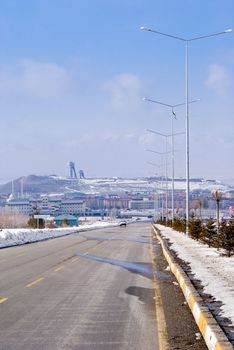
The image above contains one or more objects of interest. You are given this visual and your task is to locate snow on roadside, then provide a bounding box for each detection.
[0,221,119,249]
[156,224,234,327]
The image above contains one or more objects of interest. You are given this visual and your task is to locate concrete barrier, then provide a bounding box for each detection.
[152,225,233,350]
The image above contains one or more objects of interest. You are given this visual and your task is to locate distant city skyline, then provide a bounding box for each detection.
[1,0,234,182]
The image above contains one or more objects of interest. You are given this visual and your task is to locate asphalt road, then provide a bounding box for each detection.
[0,223,159,350]
[0,222,208,350]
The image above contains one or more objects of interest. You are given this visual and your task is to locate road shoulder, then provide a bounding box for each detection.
[151,227,208,350]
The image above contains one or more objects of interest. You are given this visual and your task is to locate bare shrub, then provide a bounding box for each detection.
[0,208,28,229]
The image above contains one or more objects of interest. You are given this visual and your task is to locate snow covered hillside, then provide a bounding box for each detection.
[0,174,231,196]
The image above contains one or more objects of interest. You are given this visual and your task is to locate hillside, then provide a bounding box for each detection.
[0,175,231,196]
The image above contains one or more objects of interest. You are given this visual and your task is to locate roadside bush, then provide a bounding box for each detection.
[189,219,202,240]
[172,218,186,233]
[201,218,216,247]
[28,217,45,229]
[157,215,234,257]
[46,221,57,229]
[0,208,28,229]
[166,219,173,228]
[62,219,69,227]
[219,220,234,257]
[156,219,166,226]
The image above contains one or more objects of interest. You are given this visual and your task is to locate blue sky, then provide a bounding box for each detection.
[0,0,233,181]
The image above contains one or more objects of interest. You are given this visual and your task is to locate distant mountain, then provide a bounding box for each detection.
[222,178,234,186]
[0,174,231,197]
[0,175,79,196]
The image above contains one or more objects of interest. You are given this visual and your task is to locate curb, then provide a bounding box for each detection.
[152,225,233,350]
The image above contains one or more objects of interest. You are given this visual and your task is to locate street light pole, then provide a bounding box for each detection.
[141,26,233,234]
[185,41,189,233]
[147,161,160,221]
[143,98,198,223]
[171,113,175,223]
[146,148,170,222]
[147,133,169,222]
[147,128,184,223]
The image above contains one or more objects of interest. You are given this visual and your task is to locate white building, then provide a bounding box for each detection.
[129,199,154,210]
[6,199,32,215]
[60,199,86,215]
[5,197,86,217]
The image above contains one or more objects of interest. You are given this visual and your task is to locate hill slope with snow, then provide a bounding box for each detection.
[0,175,232,196]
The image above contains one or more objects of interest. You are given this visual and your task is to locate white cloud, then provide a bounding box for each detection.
[138,133,156,148]
[103,73,141,109]
[204,134,234,150]
[64,131,147,149]
[205,64,230,96]
[0,59,73,98]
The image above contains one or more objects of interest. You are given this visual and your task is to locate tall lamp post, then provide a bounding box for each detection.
[143,98,199,223]
[146,148,170,222]
[212,190,222,238]
[146,128,185,223]
[141,26,233,234]
[147,161,161,221]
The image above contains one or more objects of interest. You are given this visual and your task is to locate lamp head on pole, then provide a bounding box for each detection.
[172,109,177,119]
[140,26,151,31]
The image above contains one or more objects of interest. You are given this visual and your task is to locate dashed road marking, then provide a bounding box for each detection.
[0,297,8,304]
[16,253,26,257]
[18,239,110,293]
[54,265,65,272]
[26,277,44,288]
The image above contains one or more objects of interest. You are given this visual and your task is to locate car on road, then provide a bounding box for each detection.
[119,221,127,227]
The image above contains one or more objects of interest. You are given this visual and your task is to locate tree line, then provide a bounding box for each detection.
[157,217,234,257]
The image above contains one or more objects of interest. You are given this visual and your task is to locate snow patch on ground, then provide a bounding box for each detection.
[156,224,234,327]
[0,221,119,248]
